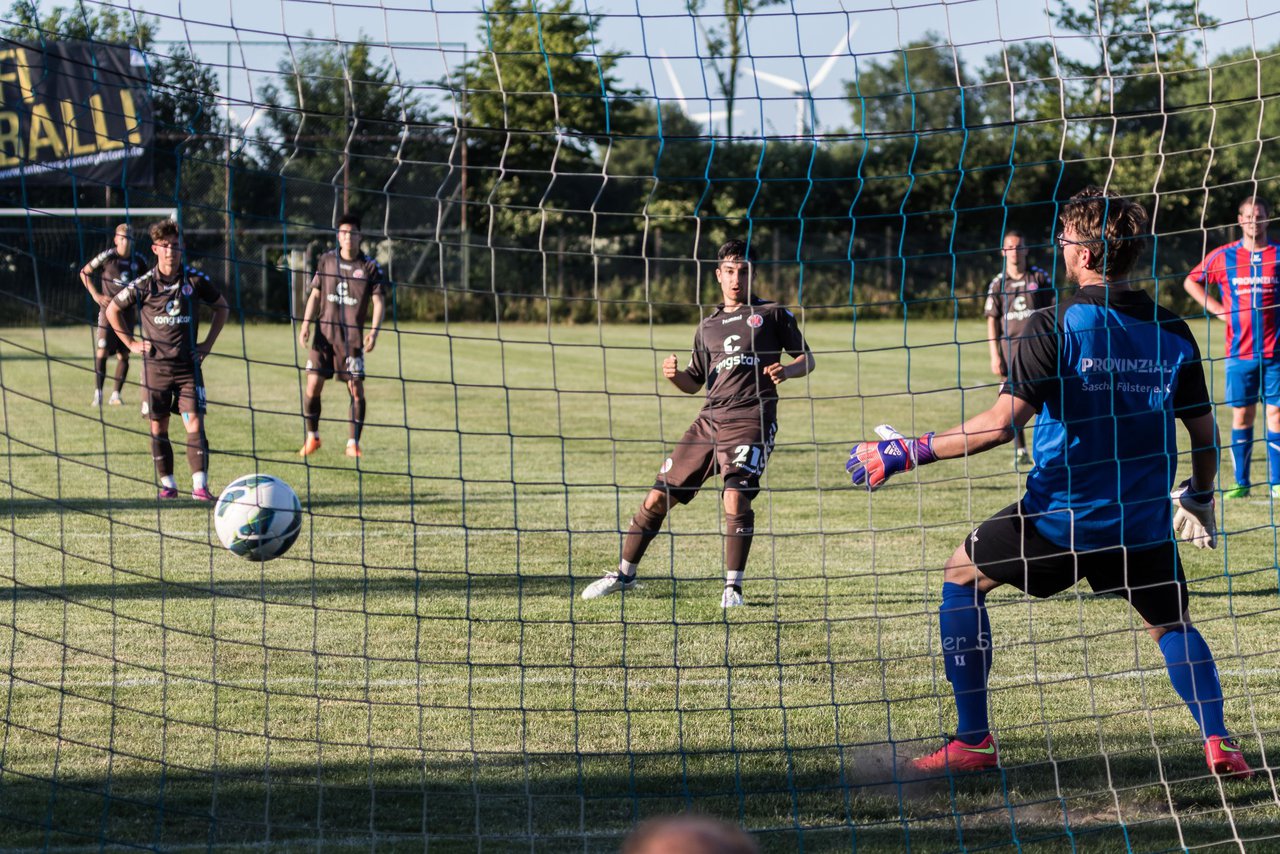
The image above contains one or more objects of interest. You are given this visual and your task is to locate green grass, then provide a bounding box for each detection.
[0,318,1277,852]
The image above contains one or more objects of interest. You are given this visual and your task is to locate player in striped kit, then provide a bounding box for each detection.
[1183,196,1280,498]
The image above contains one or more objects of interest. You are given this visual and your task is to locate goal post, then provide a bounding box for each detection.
[0,3,1276,851]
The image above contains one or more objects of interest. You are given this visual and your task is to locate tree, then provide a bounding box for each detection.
[455,0,633,170]
[2,0,156,45]
[685,0,784,140]
[257,38,443,228]
[450,0,636,260]
[1053,0,1214,116]
[968,1,1233,291]
[984,0,1216,142]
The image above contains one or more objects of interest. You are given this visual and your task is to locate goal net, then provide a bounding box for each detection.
[0,0,1277,849]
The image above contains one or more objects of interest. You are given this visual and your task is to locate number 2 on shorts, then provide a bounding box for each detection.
[731,444,762,473]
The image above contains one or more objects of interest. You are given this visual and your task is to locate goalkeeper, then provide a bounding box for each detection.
[847,187,1252,779]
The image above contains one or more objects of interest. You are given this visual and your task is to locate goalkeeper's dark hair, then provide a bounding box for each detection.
[149,219,180,244]
[717,239,753,264]
[337,212,362,231]
[1059,186,1149,280]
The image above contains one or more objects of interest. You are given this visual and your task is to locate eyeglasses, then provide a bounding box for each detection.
[1055,231,1089,248]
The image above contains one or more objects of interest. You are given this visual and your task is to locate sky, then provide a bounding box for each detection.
[86,0,1280,136]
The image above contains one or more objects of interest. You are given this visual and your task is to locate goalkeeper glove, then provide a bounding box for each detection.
[1170,479,1217,550]
[847,424,937,491]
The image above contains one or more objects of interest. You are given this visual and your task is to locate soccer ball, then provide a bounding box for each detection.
[214,474,303,561]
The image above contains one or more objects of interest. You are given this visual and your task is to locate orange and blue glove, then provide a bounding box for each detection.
[846,424,937,491]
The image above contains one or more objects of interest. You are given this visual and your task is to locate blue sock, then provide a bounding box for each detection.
[1231,427,1253,487]
[940,581,991,743]
[1158,627,1227,739]
[1268,430,1280,486]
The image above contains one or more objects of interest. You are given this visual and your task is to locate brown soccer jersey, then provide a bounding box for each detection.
[309,249,385,351]
[684,298,810,421]
[114,265,222,363]
[87,247,148,325]
[984,266,1055,342]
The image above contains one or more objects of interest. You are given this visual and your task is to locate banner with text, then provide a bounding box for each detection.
[0,39,153,185]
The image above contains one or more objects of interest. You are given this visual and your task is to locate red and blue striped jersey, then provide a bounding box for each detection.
[1189,240,1280,360]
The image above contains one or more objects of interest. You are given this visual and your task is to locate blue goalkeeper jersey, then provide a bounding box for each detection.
[1003,285,1211,551]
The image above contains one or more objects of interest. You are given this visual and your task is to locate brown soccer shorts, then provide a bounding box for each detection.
[306,329,365,381]
[95,309,134,357]
[141,359,206,421]
[653,413,778,504]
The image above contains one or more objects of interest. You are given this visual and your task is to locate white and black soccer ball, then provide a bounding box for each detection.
[214,474,303,561]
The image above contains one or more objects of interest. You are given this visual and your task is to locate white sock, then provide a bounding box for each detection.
[192,471,208,491]
[618,560,639,578]
[308,431,320,440]
[725,570,744,589]
[347,438,358,447]
[160,475,177,489]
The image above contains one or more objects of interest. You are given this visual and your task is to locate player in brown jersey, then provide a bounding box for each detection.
[984,229,1054,463]
[106,220,229,501]
[80,223,148,407]
[296,213,386,459]
[582,239,816,608]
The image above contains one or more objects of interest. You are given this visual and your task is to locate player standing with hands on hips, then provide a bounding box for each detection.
[106,220,229,500]
[847,187,1252,779]
[582,239,815,608]
[1182,196,1280,499]
[81,223,148,407]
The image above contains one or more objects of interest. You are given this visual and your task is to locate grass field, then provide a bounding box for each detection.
[0,317,1278,852]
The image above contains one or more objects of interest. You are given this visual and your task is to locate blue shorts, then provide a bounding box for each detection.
[1224,358,1280,408]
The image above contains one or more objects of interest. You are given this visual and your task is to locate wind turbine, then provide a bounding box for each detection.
[659,50,740,131]
[227,106,263,137]
[748,21,860,137]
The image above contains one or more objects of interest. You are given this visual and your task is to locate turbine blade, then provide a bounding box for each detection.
[810,20,860,89]
[690,109,742,122]
[659,49,689,109]
[749,67,805,92]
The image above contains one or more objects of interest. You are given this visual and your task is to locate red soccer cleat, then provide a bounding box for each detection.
[1205,735,1254,780]
[158,487,179,500]
[911,733,1000,774]
[345,442,362,458]
[298,436,322,457]
[191,487,215,502]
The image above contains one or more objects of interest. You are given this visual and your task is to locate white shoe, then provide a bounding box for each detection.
[581,572,638,600]
[108,391,122,406]
[721,588,744,608]
[1015,448,1031,465]
[92,389,102,407]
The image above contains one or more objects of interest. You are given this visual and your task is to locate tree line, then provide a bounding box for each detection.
[3,0,1278,325]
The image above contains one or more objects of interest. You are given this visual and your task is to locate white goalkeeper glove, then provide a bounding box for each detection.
[1170,480,1217,550]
